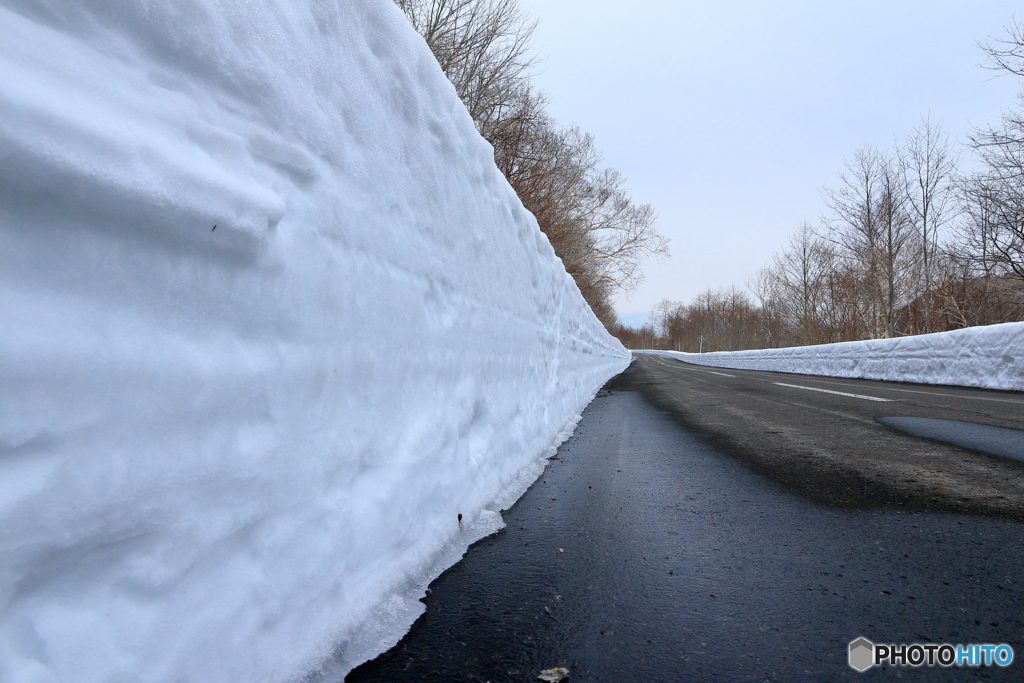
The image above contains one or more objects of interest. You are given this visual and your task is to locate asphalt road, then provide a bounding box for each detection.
[632,353,1024,518]
[342,356,1024,682]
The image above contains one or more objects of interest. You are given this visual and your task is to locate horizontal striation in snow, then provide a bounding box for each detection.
[641,322,1024,391]
[0,1,629,682]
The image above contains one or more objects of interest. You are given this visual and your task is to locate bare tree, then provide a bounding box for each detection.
[823,146,918,338]
[747,267,787,348]
[600,13,1024,345]
[876,155,920,336]
[752,222,839,345]
[650,288,767,352]
[900,116,958,332]
[610,321,658,349]
[957,174,1024,282]
[822,146,884,335]
[564,167,666,295]
[956,15,1024,289]
[396,0,668,326]
[979,15,1024,79]
[395,0,537,134]
[492,117,667,323]
[962,95,1024,289]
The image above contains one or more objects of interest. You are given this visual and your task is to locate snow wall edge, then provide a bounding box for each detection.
[0,1,630,681]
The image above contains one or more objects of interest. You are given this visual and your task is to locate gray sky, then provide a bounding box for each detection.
[515,0,1023,326]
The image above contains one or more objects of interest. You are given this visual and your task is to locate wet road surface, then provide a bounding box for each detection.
[344,359,1024,681]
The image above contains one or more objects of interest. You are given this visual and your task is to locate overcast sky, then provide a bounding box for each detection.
[515,0,1023,326]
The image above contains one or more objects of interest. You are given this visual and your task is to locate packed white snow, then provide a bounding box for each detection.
[0,1,629,681]
[642,322,1024,391]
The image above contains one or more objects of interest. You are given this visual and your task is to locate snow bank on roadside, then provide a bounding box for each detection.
[0,1,629,681]
[642,322,1024,391]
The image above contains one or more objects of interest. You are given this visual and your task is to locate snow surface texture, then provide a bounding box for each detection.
[0,1,629,681]
[642,322,1024,391]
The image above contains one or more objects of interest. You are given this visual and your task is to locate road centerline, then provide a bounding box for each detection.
[666,359,1024,406]
[773,382,894,402]
[777,377,1024,406]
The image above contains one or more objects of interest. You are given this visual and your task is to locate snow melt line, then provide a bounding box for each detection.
[773,383,894,402]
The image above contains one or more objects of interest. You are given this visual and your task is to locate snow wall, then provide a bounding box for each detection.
[0,1,630,682]
[643,322,1024,391]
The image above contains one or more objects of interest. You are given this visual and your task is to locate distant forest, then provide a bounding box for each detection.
[615,18,1024,352]
[396,0,668,328]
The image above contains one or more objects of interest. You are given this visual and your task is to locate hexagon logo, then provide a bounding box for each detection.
[848,637,874,672]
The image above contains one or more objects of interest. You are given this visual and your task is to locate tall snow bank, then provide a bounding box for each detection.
[645,322,1024,391]
[0,1,629,681]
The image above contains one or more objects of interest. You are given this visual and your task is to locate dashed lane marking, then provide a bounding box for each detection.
[773,382,894,402]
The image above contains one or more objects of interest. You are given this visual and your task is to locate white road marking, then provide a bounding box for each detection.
[785,378,1024,406]
[645,355,1023,406]
[707,371,735,377]
[773,383,894,402]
